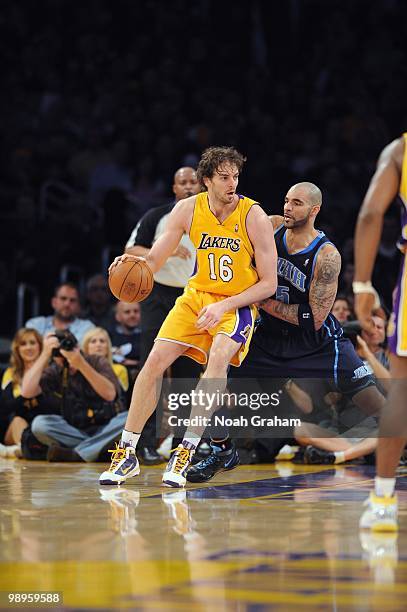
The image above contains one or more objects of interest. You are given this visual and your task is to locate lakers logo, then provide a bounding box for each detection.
[240,324,251,341]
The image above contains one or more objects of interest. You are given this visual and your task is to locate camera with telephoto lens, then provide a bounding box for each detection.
[52,329,78,357]
[342,320,362,347]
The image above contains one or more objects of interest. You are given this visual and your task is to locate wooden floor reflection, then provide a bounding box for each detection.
[1,458,406,610]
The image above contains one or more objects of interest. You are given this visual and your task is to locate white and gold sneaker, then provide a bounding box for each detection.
[360,531,398,584]
[162,444,195,488]
[99,488,140,535]
[99,443,140,485]
[359,492,398,532]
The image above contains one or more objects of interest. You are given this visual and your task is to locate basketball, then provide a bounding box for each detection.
[108,259,154,302]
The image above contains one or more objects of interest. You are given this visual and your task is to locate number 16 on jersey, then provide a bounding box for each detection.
[208,254,233,282]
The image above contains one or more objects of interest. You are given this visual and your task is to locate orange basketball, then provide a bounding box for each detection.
[108,259,154,303]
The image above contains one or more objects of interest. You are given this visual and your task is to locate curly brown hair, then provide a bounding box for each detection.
[196,146,246,190]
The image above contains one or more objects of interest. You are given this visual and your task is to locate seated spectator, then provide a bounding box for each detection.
[295,421,378,465]
[356,315,390,394]
[81,327,129,396]
[292,383,380,465]
[357,314,389,369]
[83,274,115,329]
[26,282,94,343]
[109,301,141,374]
[331,295,354,325]
[21,331,127,462]
[0,328,44,457]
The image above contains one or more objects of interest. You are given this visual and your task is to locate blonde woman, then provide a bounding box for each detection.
[0,328,43,457]
[82,328,129,394]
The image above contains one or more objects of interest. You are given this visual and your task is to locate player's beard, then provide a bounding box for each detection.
[285,211,312,229]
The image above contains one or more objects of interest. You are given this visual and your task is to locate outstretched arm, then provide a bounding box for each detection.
[110,197,194,274]
[125,210,192,260]
[354,137,403,330]
[260,244,341,330]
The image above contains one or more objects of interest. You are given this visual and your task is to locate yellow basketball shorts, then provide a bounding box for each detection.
[155,286,257,367]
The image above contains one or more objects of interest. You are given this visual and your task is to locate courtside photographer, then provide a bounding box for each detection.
[342,317,390,393]
[21,330,128,462]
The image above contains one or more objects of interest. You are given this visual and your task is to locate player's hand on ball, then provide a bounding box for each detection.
[108,254,145,274]
[197,303,226,330]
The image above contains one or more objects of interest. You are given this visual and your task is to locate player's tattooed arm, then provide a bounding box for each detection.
[259,298,299,325]
[309,245,341,329]
[259,244,341,329]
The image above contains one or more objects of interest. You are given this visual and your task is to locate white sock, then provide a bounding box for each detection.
[121,430,141,449]
[182,432,199,450]
[334,451,345,464]
[375,476,396,498]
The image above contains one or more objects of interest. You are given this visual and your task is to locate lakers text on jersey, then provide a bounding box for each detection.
[188,192,258,296]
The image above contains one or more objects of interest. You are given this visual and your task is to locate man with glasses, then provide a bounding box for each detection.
[26,282,94,343]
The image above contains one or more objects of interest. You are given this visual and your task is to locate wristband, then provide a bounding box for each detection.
[352,280,374,293]
[352,281,381,309]
[298,303,315,330]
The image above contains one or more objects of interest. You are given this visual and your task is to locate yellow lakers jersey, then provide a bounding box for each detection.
[188,192,259,296]
[399,133,407,249]
[401,133,407,204]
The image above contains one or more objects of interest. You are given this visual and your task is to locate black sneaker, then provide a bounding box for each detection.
[186,444,240,483]
[47,444,83,462]
[291,446,306,464]
[304,445,336,465]
[190,441,212,465]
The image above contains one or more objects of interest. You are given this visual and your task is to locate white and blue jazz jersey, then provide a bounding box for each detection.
[257,225,342,358]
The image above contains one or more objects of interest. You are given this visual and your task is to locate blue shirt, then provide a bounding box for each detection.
[25,316,95,343]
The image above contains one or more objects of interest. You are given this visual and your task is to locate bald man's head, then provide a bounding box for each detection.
[291,182,322,207]
[283,182,322,229]
[173,167,199,201]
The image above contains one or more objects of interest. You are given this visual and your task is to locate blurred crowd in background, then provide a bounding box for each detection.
[0,0,406,466]
[1,0,406,337]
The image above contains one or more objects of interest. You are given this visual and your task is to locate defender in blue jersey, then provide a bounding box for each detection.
[187,182,386,483]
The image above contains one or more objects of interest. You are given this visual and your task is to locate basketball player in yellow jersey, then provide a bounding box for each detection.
[99,146,278,488]
[354,134,407,532]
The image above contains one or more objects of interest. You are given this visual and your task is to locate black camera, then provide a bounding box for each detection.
[52,329,78,357]
[342,320,362,347]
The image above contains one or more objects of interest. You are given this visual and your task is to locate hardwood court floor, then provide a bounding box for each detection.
[0,457,406,611]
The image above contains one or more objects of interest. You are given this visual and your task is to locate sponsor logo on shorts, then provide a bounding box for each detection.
[352,365,371,380]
